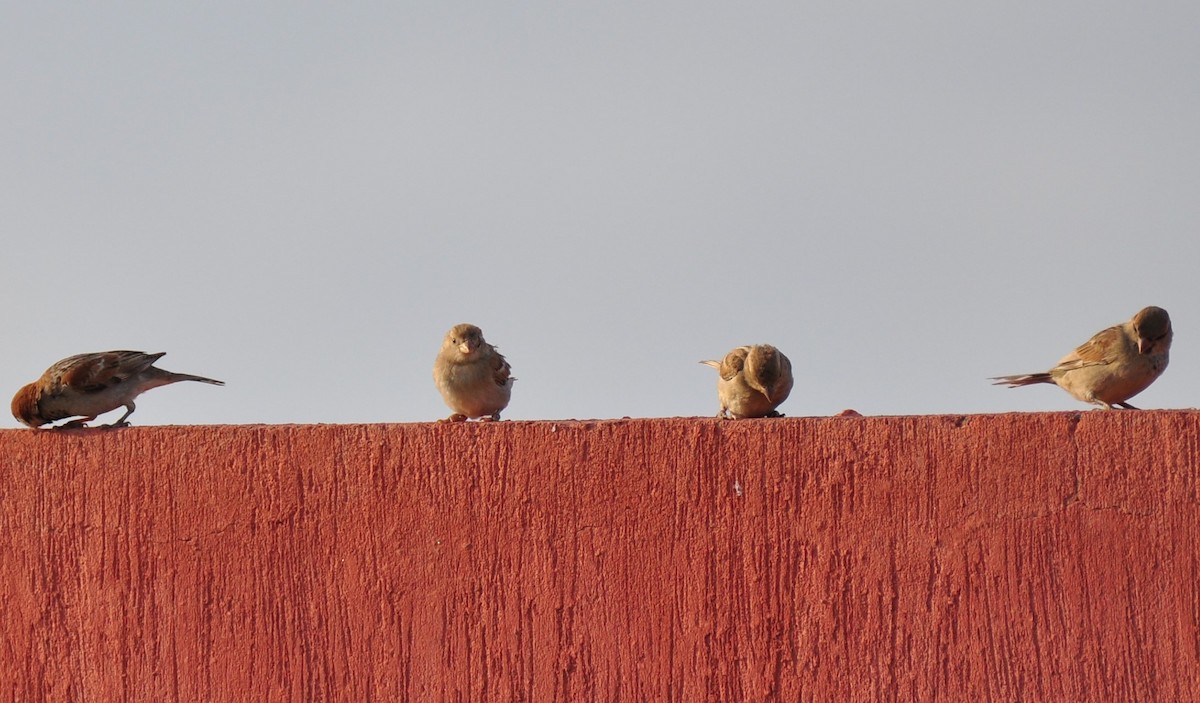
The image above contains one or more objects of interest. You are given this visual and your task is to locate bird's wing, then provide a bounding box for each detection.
[715,346,750,382]
[1052,325,1122,373]
[55,351,164,393]
[489,347,513,386]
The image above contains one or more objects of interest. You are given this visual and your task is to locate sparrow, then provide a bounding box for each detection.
[991,306,1172,409]
[700,344,794,419]
[433,323,514,421]
[11,351,224,429]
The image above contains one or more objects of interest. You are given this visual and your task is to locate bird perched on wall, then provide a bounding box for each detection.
[433,323,514,421]
[700,344,794,419]
[11,350,224,429]
[991,306,1172,409]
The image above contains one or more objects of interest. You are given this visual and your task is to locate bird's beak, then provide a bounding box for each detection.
[459,341,475,355]
[1138,338,1151,354]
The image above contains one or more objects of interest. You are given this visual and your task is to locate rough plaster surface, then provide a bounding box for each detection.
[1,412,1198,701]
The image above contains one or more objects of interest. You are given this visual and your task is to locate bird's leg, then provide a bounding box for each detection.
[482,412,501,422]
[438,413,469,423]
[715,407,730,419]
[106,403,136,428]
[56,417,96,430]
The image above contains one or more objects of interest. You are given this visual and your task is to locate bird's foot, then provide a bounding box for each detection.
[105,420,131,429]
[765,410,785,418]
[1115,402,1141,410]
[438,414,469,423]
[55,418,93,430]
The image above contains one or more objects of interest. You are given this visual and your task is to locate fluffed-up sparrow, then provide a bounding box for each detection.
[433,323,514,421]
[700,344,793,419]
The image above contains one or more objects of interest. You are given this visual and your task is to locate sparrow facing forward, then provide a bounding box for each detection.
[991,306,1172,409]
[12,350,225,428]
[700,344,794,419]
[433,323,514,421]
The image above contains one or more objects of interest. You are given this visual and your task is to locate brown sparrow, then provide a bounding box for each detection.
[12,350,224,428]
[433,324,514,421]
[700,344,794,419]
[991,306,1172,409]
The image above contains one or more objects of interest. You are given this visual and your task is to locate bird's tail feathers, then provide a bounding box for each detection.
[168,373,225,386]
[990,373,1053,388]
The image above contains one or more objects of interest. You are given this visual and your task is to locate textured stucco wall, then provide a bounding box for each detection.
[1,412,1198,701]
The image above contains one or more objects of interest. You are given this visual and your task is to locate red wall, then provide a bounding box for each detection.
[2,412,1198,701]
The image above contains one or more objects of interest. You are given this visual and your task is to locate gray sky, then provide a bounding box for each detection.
[3,2,1198,425]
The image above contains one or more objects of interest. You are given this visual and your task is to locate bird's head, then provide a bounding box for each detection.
[744,345,784,401]
[11,383,47,428]
[445,323,485,357]
[1132,306,1172,355]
